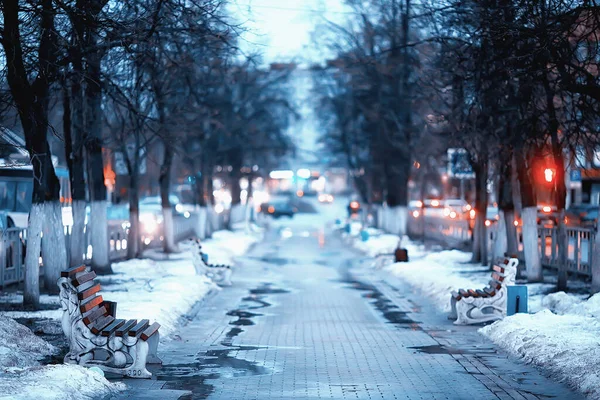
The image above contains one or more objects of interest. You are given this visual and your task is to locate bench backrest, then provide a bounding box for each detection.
[491,257,518,288]
[58,267,111,334]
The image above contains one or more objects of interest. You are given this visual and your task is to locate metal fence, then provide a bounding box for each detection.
[409,215,596,277]
[0,212,201,288]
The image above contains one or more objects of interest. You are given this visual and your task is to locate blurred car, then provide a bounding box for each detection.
[318,193,334,204]
[468,205,499,228]
[443,199,470,219]
[423,198,442,208]
[537,204,558,226]
[566,203,599,228]
[409,200,423,218]
[260,201,297,218]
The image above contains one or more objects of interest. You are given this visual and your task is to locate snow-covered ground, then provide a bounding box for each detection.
[353,232,600,399]
[0,228,261,400]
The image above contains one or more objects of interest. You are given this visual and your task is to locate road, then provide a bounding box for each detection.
[126,205,581,399]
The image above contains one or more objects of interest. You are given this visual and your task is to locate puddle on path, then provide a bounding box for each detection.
[159,282,289,398]
[339,277,421,329]
[249,283,290,295]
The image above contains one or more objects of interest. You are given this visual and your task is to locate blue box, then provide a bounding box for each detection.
[507,286,528,316]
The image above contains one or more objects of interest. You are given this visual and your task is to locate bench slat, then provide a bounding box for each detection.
[484,286,497,296]
[492,272,505,282]
[90,315,115,335]
[72,271,97,287]
[116,319,138,337]
[61,265,86,278]
[492,265,506,273]
[82,306,108,326]
[80,295,104,313]
[101,319,126,337]
[140,322,160,341]
[128,319,150,337]
[78,284,101,301]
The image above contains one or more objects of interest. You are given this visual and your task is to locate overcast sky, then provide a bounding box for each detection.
[230,0,350,65]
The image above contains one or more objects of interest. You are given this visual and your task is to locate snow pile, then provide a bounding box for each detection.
[480,310,600,398]
[353,233,401,257]
[0,316,56,369]
[0,364,125,400]
[0,227,260,400]
[0,317,124,400]
[386,248,490,313]
[106,257,216,335]
[203,229,261,265]
[107,228,261,335]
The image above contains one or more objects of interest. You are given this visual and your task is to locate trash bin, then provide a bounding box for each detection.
[507,285,528,316]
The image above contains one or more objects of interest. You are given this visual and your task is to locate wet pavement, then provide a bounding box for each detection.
[119,217,582,400]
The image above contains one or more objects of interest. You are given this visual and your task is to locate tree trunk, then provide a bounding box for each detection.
[493,211,508,261]
[195,206,207,240]
[24,204,43,308]
[504,209,518,256]
[472,159,489,264]
[42,201,68,294]
[498,153,518,256]
[63,76,87,267]
[384,157,411,236]
[160,145,176,253]
[70,200,87,265]
[516,150,543,282]
[545,77,568,290]
[127,173,140,259]
[85,36,111,274]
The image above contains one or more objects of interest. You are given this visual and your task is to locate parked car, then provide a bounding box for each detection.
[260,200,297,218]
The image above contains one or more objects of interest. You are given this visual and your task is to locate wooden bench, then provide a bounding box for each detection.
[57,265,161,378]
[448,257,518,325]
[191,238,233,286]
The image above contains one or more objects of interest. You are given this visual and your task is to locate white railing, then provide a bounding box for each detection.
[408,215,596,277]
[0,211,205,288]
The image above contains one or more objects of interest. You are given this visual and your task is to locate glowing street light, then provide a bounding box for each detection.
[544,168,555,183]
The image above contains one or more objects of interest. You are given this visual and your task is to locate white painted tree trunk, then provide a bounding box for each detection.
[42,201,68,294]
[195,206,207,240]
[90,200,111,274]
[70,200,86,267]
[591,213,600,293]
[386,206,407,236]
[24,203,43,308]
[205,208,215,238]
[376,205,383,229]
[162,207,177,253]
[522,206,542,282]
[493,211,508,261]
[229,204,246,229]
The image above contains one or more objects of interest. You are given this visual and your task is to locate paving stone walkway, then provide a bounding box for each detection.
[119,223,581,400]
